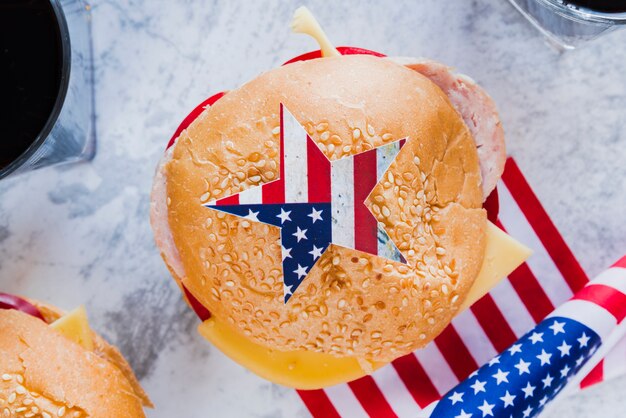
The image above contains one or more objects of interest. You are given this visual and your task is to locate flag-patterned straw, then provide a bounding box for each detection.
[429,257,626,418]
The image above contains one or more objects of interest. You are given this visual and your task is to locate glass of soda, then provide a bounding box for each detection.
[0,0,94,180]
[508,0,626,49]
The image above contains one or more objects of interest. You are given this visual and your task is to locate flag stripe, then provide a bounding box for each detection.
[434,326,479,381]
[371,366,425,417]
[262,105,285,204]
[216,195,239,205]
[505,257,554,323]
[488,279,536,338]
[452,310,499,366]
[297,390,341,418]
[497,184,574,307]
[571,284,626,323]
[580,360,603,389]
[330,156,355,249]
[324,385,370,418]
[348,377,398,418]
[591,268,626,295]
[282,106,309,203]
[413,344,459,395]
[470,295,518,353]
[238,185,263,204]
[392,354,441,408]
[353,151,379,255]
[307,136,332,203]
[501,159,588,292]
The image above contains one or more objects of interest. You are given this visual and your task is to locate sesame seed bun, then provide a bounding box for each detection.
[0,305,151,417]
[152,54,487,365]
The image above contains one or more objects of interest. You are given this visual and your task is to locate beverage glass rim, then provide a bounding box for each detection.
[537,0,626,24]
[0,0,72,180]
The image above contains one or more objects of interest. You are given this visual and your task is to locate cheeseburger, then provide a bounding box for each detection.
[150,8,530,389]
[0,293,152,417]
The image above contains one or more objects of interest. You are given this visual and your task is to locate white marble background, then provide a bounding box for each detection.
[0,0,625,416]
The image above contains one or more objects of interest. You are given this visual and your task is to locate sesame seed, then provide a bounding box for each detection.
[15,386,25,395]
[58,406,67,417]
[7,393,16,404]
[42,412,52,418]
[271,126,280,135]
[352,128,361,139]
[1,374,11,381]
[316,122,328,132]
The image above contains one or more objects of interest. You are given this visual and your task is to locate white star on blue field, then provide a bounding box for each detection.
[431,317,601,418]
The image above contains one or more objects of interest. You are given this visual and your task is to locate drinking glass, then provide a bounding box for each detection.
[0,0,95,180]
[508,0,626,49]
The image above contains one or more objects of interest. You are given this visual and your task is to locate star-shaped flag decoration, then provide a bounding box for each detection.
[206,104,406,302]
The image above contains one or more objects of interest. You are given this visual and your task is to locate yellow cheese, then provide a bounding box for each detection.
[460,222,532,310]
[198,221,531,389]
[198,317,385,390]
[50,305,94,351]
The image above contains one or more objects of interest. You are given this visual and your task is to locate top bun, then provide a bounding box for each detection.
[154,54,486,363]
[0,307,149,417]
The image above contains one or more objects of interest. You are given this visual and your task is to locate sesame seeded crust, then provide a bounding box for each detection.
[160,55,486,363]
[0,309,147,417]
[31,301,153,409]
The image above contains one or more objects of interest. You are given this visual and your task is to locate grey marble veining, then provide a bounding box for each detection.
[0,0,625,417]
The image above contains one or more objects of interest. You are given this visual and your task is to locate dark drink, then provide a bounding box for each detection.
[0,0,64,170]
[564,1,626,13]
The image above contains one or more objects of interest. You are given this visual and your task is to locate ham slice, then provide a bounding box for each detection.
[391,57,506,199]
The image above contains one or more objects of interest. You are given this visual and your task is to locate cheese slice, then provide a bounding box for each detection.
[198,316,385,389]
[198,222,531,389]
[460,222,532,310]
[50,305,94,351]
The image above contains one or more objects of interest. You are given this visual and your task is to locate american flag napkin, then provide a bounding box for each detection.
[296,159,626,418]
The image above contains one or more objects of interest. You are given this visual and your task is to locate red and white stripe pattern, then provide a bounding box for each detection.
[296,158,626,418]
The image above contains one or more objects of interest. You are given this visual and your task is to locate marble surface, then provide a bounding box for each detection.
[1,0,625,416]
